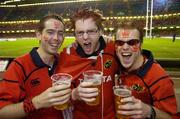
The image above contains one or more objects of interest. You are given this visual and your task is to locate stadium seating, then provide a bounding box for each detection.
[0,0,179,38]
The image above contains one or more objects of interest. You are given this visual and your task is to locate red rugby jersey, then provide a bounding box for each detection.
[56,39,119,119]
[118,49,178,117]
[0,48,63,119]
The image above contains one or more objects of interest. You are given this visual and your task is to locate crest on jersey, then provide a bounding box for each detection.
[132,84,144,93]
[31,78,40,87]
[104,60,112,69]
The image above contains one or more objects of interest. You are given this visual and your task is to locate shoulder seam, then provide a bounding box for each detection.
[149,75,170,88]
[14,60,27,78]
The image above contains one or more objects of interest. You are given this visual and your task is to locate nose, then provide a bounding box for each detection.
[122,43,129,50]
[82,32,89,40]
[53,33,59,40]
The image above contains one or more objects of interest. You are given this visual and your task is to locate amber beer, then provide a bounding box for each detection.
[51,73,72,110]
[86,81,101,106]
[113,85,131,119]
[53,81,71,110]
[83,70,103,106]
[54,99,70,110]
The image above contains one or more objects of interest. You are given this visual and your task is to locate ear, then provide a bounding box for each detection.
[139,43,142,51]
[99,29,103,36]
[36,31,41,40]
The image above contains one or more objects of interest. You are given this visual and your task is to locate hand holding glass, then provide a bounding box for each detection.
[51,73,72,110]
[83,70,103,106]
[113,85,131,119]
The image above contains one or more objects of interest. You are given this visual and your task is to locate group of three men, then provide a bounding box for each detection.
[0,8,178,119]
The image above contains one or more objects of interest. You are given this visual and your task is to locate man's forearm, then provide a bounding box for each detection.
[154,107,171,119]
[0,102,26,119]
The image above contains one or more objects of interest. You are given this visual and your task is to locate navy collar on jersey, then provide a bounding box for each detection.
[30,47,59,75]
[136,49,154,78]
[76,36,106,58]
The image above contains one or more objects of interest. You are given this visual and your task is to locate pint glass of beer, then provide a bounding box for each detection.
[51,73,72,110]
[83,70,103,106]
[113,85,131,119]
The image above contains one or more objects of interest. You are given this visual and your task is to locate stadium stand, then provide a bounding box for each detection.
[0,0,179,38]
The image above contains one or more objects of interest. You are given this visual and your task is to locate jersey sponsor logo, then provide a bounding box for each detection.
[102,75,112,82]
[104,60,112,69]
[78,75,112,83]
[131,84,144,93]
[31,78,40,87]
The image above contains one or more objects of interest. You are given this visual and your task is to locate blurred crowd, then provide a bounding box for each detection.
[1,16,179,38]
[0,1,179,38]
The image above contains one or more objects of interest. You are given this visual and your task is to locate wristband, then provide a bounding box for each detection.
[23,98,36,113]
[150,106,156,119]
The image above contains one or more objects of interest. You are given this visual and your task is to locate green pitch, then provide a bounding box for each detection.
[0,37,180,59]
[143,37,180,60]
[0,37,75,58]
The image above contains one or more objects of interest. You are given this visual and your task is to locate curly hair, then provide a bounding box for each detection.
[70,8,104,30]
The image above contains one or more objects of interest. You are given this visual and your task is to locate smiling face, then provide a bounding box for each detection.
[75,18,101,55]
[115,28,142,71]
[37,18,64,55]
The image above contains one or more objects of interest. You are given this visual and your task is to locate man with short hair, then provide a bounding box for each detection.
[0,14,71,119]
[56,8,118,119]
[115,21,178,119]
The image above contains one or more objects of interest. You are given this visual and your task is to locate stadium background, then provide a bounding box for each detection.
[0,0,180,111]
[0,0,180,38]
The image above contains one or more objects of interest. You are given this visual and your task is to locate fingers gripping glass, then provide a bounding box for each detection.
[115,39,140,46]
[75,29,98,37]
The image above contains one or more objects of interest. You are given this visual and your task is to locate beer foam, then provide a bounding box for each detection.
[93,74,102,80]
[114,88,131,97]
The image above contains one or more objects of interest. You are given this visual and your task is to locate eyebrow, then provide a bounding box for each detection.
[76,28,98,31]
[46,29,64,32]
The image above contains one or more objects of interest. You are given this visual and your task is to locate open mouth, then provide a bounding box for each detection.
[50,43,60,49]
[121,52,132,57]
[83,42,91,53]
[121,52,132,64]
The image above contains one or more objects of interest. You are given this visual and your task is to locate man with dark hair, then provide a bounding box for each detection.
[0,14,71,119]
[56,8,118,119]
[115,21,178,119]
